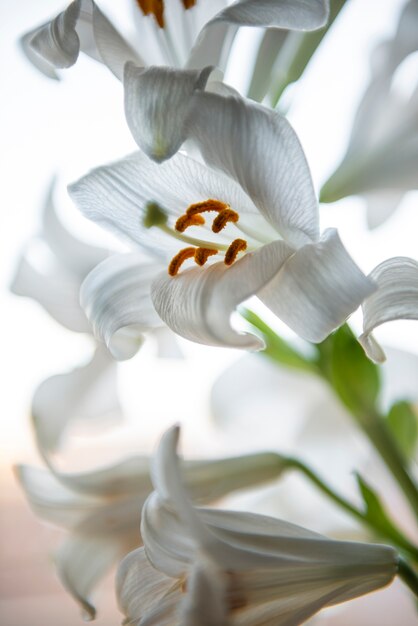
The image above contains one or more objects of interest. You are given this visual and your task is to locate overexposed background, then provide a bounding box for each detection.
[1,0,417,624]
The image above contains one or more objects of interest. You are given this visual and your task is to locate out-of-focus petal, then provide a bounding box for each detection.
[124,63,213,161]
[259,229,376,343]
[188,92,319,248]
[364,191,404,230]
[32,345,121,454]
[10,254,89,332]
[213,0,330,30]
[117,547,180,626]
[80,254,163,360]
[186,22,237,71]
[151,241,293,350]
[359,257,418,362]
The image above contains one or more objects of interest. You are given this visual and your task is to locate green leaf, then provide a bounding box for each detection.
[387,401,418,460]
[356,473,413,551]
[320,325,380,416]
[241,309,317,374]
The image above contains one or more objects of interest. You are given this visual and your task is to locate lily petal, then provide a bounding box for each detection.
[187,91,319,248]
[124,63,213,162]
[359,257,418,362]
[214,0,329,30]
[117,547,180,626]
[186,22,237,71]
[259,229,376,343]
[28,1,81,70]
[151,240,293,350]
[10,254,89,332]
[32,345,121,454]
[80,254,163,360]
[22,0,141,80]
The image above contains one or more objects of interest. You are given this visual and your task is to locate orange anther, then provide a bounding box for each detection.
[212,208,239,233]
[168,247,196,276]
[224,239,247,266]
[182,0,196,8]
[194,247,218,266]
[136,0,164,28]
[175,213,205,232]
[186,199,229,217]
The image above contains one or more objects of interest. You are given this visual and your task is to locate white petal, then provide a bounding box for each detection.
[32,345,121,454]
[28,1,81,70]
[359,257,418,362]
[188,91,319,248]
[124,63,213,162]
[68,150,262,255]
[186,22,237,71]
[259,229,376,342]
[180,555,228,626]
[41,178,109,278]
[364,190,404,229]
[14,464,103,528]
[151,241,293,350]
[117,547,180,625]
[214,0,329,30]
[80,254,163,360]
[55,528,134,619]
[10,254,89,332]
[20,31,61,80]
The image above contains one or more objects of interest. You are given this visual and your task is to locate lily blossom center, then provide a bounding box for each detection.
[136,0,197,28]
[144,200,249,276]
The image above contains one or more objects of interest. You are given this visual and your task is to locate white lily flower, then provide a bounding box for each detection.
[117,425,398,626]
[359,256,418,363]
[22,0,329,160]
[320,0,418,227]
[16,443,286,619]
[70,93,374,351]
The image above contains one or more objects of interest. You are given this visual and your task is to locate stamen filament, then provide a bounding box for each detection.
[159,223,230,251]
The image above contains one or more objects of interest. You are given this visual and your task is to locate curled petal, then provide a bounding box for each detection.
[124,63,213,162]
[213,0,330,30]
[259,229,376,342]
[187,92,319,248]
[80,254,163,360]
[359,257,418,362]
[29,1,81,69]
[151,241,293,350]
[32,345,121,454]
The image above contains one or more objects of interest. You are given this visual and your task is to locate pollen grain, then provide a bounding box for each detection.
[194,247,218,266]
[175,213,205,232]
[168,247,196,276]
[136,0,164,28]
[212,208,239,233]
[224,239,247,266]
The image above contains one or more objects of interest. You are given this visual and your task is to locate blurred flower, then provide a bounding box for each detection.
[320,0,418,227]
[10,182,172,451]
[70,93,374,351]
[117,425,398,626]
[360,256,418,362]
[16,437,286,618]
[21,0,329,161]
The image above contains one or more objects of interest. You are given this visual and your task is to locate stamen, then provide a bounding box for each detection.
[212,208,239,233]
[186,199,229,217]
[136,0,164,28]
[182,0,196,8]
[224,239,247,266]
[194,247,218,266]
[168,247,196,276]
[175,213,205,233]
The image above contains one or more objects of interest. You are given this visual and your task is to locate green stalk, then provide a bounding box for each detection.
[286,457,418,562]
[398,558,418,597]
[271,0,349,107]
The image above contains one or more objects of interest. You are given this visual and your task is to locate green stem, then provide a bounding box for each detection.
[286,458,418,562]
[271,0,349,107]
[398,558,418,597]
[360,415,418,521]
